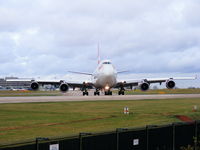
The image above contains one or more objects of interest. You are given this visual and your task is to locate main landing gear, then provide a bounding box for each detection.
[94,89,100,96]
[83,90,89,96]
[82,85,88,96]
[118,87,125,95]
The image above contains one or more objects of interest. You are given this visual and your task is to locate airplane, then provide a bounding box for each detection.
[6,59,197,96]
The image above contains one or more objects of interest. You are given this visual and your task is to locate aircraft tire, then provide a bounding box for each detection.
[83,91,88,96]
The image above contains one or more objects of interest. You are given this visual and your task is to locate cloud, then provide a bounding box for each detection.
[0,0,200,77]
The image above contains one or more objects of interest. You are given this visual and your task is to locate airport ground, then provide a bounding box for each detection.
[0,88,200,97]
[0,89,200,144]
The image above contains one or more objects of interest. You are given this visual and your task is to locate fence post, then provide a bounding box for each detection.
[146,125,158,150]
[116,128,128,150]
[35,137,49,150]
[116,129,119,150]
[146,126,149,150]
[172,123,175,150]
[79,132,92,150]
[195,121,197,150]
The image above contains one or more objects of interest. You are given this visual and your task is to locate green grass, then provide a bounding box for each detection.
[0,90,62,97]
[124,88,200,95]
[0,88,200,97]
[1,98,200,144]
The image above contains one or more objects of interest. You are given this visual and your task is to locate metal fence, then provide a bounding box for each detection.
[1,121,200,150]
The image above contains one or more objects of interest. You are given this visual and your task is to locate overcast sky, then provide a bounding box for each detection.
[0,0,200,78]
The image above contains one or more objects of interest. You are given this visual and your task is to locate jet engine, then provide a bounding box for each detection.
[139,82,149,91]
[166,80,175,89]
[31,82,39,90]
[59,83,69,92]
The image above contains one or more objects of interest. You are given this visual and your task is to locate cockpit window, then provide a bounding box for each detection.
[103,62,111,64]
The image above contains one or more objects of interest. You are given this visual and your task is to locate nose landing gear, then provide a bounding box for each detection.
[105,90,112,95]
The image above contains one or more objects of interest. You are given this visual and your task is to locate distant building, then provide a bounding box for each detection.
[0,77,31,89]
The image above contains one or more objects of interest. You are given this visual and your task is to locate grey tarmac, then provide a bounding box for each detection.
[0,94,200,104]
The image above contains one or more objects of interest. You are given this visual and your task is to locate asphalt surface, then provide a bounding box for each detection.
[0,94,200,104]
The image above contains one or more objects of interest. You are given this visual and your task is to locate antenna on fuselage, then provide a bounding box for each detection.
[98,43,100,64]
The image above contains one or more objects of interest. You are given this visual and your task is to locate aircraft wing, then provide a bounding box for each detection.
[6,79,94,91]
[141,76,196,84]
[68,71,93,75]
[116,76,197,89]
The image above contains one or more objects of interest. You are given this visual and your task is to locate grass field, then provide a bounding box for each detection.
[0,90,62,97]
[124,88,200,95]
[0,88,200,97]
[1,98,200,144]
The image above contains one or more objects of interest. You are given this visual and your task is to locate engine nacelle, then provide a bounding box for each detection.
[59,83,69,92]
[139,82,150,91]
[166,80,175,89]
[31,82,39,90]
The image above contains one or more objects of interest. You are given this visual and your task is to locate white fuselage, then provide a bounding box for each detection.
[92,60,117,90]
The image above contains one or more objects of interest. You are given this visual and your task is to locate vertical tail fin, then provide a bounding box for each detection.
[98,43,100,64]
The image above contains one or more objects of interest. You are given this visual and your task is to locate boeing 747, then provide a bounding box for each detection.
[7,59,196,95]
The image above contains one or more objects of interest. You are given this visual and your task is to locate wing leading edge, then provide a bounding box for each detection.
[116,76,197,90]
[6,78,94,92]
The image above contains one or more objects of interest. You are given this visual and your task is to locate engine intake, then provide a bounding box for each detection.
[166,80,175,89]
[59,83,69,92]
[139,82,149,91]
[31,82,39,90]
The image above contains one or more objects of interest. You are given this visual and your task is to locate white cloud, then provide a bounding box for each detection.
[0,0,200,77]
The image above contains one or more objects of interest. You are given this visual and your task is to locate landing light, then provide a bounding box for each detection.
[105,86,110,90]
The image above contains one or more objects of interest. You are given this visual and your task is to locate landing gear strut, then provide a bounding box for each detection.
[82,86,88,96]
[118,87,125,95]
[94,89,100,96]
[82,82,90,96]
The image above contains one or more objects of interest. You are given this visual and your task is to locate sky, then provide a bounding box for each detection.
[0,0,200,80]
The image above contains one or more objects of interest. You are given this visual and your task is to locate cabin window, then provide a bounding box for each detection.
[103,62,111,64]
